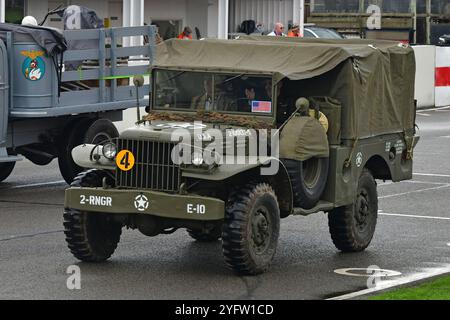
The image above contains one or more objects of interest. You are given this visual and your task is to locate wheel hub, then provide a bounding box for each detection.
[251,209,271,254]
[355,189,370,229]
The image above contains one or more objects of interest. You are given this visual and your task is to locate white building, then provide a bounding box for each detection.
[1,0,305,39]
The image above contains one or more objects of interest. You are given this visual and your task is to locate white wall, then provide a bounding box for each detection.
[26,1,49,23]
[207,0,218,37]
[186,0,208,38]
[413,46,436,108]
[69,0,109,19]
[144,0,187,23]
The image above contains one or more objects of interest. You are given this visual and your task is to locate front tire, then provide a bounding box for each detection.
[63,169,122,262]
[0,162,15,183]
[328,168,378,252]
[222,183,280,275]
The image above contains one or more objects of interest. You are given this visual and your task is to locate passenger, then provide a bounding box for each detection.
[237,84,257,113]
[261,79,273,100]
[267,22,286,37]
[178,26,193,40]
[287,24,302,37]
[144,23,163,45]
[191,78,213,110]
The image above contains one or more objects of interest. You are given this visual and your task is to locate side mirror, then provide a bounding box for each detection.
[133,75,145,87]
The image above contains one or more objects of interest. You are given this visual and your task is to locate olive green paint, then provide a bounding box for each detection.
[65,187,225,221]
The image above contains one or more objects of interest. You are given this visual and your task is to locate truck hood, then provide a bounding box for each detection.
[120,120,271,144]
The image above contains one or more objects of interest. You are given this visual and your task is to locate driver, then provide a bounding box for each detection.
[215,80,237,111]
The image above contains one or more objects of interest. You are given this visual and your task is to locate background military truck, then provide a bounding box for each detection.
[0,16,154,184]
[63,37,419,275]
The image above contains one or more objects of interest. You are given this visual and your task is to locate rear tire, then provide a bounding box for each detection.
[328,168,378,252]
[0,161,15,183]
[222,183,280,275]
[283,157,329,209]
[63,169,122,262]
[58,119,119,184]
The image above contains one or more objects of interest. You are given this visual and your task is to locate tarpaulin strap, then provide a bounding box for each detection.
[344,137,359,168]
[403,132,416,160]
[309,99,320,120]
[352,58,363,85]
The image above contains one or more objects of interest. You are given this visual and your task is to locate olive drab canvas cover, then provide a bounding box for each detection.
[279,116,330,161]
[154,37,416,140]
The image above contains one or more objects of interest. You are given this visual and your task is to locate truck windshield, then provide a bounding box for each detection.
[153,70,273,116]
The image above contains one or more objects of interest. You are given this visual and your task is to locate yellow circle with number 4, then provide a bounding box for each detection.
[116,150,135,171]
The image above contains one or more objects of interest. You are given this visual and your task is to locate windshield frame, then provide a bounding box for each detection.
[151,68,277,118]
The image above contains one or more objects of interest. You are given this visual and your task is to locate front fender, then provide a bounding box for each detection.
[71,144,115,170]
[183,157,293,218]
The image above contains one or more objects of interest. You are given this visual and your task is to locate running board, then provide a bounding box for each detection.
[292,201,335,216]
[0,147,23,163]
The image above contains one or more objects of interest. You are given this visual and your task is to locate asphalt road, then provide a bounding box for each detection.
[0,108,449,300]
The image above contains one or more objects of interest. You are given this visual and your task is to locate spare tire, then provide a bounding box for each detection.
[58,118,119,184]
[282,157,329,210]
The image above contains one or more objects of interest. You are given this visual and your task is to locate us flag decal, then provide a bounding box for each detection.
[251,101,272,113]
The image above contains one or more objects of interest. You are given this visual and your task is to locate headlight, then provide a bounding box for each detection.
[192,153,204,166]
[102,143,117,160]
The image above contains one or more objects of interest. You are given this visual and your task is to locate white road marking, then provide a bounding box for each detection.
[378,180,448,186]
[417,105,450,112]
[379,184,450,199]
[1,180,66,190]
[328,265,450,300]
[379,212,450,221]
[416,113,430,117]
[378,180,447,187]
[440,136,450,138]
[436,107,450,111]
[404,180,447,186]
[334,268,401,278]
[413,173,450,178]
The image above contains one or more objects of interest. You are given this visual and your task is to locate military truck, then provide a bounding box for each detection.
[63,37,419,275]
[0,22,154,184]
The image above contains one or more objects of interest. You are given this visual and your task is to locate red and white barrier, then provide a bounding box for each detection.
[435,47,450,107]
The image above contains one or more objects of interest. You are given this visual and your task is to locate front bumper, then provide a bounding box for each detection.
[64,187,225,221]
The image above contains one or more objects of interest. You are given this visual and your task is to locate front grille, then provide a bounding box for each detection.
[116,139,181,192]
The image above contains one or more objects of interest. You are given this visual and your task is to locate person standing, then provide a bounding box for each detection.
[144,23,163,45]
[178,26,193,40]
[287,24,302,37]
[267,22,286,37]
